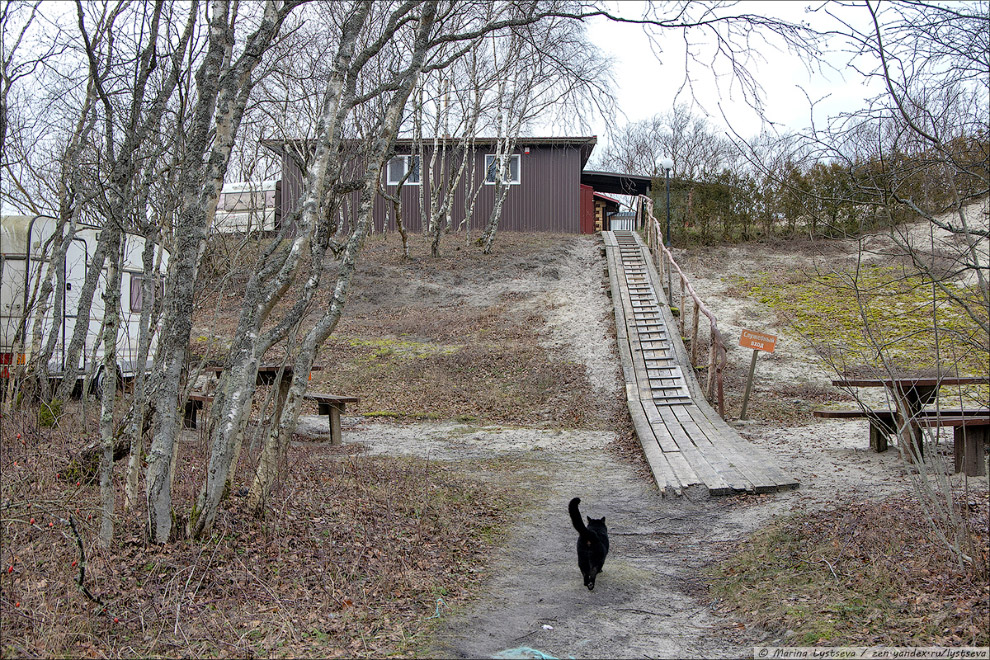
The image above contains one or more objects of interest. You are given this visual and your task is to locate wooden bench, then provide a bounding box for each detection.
[918,416,989,477]
[303,393,360,445]
[813,408,899,451]
[814,408,989,476]
[183,392,214,429]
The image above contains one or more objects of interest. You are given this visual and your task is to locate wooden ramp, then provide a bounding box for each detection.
[604,230,799,497]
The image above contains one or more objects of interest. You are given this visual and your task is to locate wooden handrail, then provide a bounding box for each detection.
[638,195,727,417]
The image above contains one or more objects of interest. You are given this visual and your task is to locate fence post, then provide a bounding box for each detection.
[706,342,716,398]
[690,301,700,366]
[716,360,725,418]
[678,275,686,336]
[658,245,665,285]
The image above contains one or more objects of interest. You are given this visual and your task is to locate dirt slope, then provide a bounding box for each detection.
[308,222,985,658]
[213,222,985,657]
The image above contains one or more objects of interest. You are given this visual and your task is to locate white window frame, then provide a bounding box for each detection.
[484,153,521,185]
[386,155,421,186]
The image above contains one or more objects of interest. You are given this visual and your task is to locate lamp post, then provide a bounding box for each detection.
[658,157,674,297]
[658,157,673,246]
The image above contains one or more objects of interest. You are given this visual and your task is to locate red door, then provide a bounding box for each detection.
[580,184,594,234]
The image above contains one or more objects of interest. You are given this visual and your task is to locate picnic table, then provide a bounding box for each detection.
[189,365,357,444]
[831,375,988,411]
[827,375,989,475]
[200,364,322,418]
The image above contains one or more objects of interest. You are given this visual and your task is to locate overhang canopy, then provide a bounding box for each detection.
[581,170,652,197]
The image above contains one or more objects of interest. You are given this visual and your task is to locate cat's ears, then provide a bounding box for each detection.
[587,516,606,524]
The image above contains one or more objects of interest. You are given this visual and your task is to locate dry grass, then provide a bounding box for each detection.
[191,231,625,431]
[710,493,990,647]
[1,231,625,658]
[0,405,527,658]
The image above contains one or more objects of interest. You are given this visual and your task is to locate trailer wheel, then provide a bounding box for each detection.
[92,366,123,399]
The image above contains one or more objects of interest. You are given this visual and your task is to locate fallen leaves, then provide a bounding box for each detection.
[1,410,520,659]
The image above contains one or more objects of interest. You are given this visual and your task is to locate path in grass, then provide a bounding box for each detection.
[433,445,741,659]
[330,420,769,658]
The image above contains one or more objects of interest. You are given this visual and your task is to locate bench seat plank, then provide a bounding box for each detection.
[303,392,360,445]
[815,408,988,476]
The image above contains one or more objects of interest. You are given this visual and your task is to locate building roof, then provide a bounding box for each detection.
[263,136,598,169]
[581,170,653,197]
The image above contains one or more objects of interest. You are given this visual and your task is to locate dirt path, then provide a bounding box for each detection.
[307,420,752,659]
[431,443,743,659]
[322,413,925,659]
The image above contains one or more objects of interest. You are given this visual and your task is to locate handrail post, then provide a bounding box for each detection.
[707,342,716,397]
[716,356,725,418]
[690,301,700,365]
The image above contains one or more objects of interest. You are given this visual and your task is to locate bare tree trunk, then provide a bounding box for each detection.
[188,2,371,539]
[247,2,440,517]
[123,228,162,509]
[481,138,517,254]
[54,223,120,401]
[146,0,299,544]
[98,230,123,546]
[380,182,410,259]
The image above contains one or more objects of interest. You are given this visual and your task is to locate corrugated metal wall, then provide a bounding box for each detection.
[278,143,585,235]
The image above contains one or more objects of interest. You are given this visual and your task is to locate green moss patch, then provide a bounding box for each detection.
[735,264,988,401]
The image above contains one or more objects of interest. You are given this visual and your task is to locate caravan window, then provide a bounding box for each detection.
[129,273,158,312]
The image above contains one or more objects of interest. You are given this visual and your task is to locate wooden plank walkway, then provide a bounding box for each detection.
[604,230,799,497]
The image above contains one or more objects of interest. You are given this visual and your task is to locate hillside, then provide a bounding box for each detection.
[2,218,986,657]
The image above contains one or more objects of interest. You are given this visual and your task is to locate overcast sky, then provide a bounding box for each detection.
[580,2,885,144]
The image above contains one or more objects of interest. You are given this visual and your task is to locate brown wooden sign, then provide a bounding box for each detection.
[739,329,777,353]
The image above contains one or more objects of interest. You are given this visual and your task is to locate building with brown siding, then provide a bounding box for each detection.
[266,136,601,235]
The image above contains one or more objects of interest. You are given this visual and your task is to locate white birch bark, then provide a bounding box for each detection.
[147,0,298,544]
[188,2,372,539]
[246,2,440,517]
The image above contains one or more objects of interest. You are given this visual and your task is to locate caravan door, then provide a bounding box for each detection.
[54,236,89,375]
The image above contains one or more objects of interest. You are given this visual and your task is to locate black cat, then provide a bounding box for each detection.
[569,497,609,591]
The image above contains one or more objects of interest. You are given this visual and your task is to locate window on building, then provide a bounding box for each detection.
[485,154,521,185]
[386,155,421,185]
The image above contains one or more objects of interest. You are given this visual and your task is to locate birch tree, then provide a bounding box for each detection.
[476,13,611,253]
[145,0,302,544]
[193,0,575,533]
[179,1,591,525]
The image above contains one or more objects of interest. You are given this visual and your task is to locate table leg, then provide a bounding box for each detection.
[870,419,890,452]
[955,426,987,477]
[317,402,344,446]
[892,385,939,462]
[184,400,203,429]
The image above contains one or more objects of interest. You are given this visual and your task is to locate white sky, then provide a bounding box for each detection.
[580,2,884,144]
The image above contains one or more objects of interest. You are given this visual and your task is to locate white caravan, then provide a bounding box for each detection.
[213,180,281,233]
[1,215,168,391]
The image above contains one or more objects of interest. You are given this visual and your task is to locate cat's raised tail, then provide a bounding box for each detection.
[569,497,588,536]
